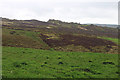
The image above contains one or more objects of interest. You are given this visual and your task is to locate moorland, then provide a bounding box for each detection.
[2,18,119,78]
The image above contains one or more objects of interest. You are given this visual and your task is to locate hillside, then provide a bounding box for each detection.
[2,18,118,54]
[2,18,118,38]
[2,18,119,78]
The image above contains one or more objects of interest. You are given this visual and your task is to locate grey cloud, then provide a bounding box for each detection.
[0,0,118,24]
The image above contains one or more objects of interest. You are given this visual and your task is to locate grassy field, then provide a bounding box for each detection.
[2,47,118,78]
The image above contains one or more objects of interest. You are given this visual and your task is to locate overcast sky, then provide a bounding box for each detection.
[0,0,119,24]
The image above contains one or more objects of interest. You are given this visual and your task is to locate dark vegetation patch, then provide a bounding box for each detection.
[13,62,28,68]
[116,71,120,74]
[71,66,79,67]
[21,62,28,65]
[40,34,116,48]
[102,62,115,65]
[89,60,92,62]
[58,62,63,65]
[46,57,49,59]
[41,65,44,67]
[44,62,47,64]
[71,68,101,75]
[58,57,61,59]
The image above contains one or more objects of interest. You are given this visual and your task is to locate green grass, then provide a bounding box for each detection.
[98,36,118,44]
[2,47,118,78]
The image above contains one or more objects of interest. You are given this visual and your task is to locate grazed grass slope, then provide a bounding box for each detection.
[98,37,118,45]
[2,29,50,49]
[2,47,118,78]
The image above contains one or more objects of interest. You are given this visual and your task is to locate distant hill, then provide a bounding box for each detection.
[94,24,118,28]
